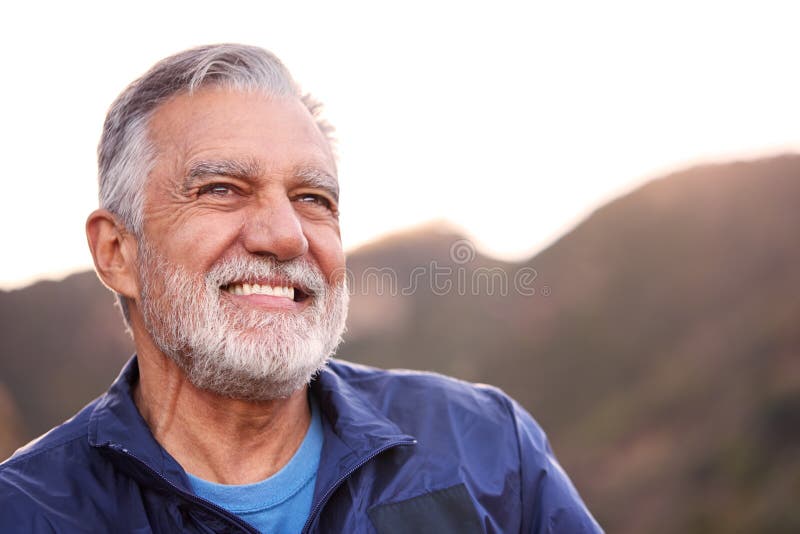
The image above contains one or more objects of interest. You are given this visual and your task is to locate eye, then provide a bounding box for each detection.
[198,183,238,197]
[295,193,334,210]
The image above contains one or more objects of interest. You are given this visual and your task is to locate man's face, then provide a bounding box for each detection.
[133,87,348,399]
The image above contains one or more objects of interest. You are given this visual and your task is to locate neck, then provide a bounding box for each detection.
[133,346,311,485]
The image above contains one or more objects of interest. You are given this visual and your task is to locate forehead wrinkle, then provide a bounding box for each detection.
[294,166,340,202]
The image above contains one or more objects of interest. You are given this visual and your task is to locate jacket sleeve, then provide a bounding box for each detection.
[506,397,604,534]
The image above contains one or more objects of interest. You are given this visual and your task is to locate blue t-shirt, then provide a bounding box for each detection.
[187,397,323,533]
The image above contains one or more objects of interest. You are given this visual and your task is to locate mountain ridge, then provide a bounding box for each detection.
[2,154,798,533]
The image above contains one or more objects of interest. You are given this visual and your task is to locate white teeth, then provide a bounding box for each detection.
[226,283,294,299]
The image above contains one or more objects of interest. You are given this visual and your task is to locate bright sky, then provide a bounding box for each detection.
[2,1,798,290]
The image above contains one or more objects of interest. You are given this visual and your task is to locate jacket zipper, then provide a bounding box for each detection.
[300,439,417,534]
[105,443,260,534]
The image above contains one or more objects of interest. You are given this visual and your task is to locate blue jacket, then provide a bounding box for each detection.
[0,357,602,533]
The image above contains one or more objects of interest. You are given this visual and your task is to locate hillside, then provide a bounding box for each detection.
[2,155,799,533]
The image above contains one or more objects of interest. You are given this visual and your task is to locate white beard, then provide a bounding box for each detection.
[137,240,349,400]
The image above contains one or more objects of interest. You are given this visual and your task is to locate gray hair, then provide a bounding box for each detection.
[97,44,333,325]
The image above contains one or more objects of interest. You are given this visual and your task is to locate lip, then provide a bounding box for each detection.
[222,276,295,287]
[221,279,311,296]
[222,291,307,311]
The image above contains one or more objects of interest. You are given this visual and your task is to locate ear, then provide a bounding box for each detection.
[86,209,139,299]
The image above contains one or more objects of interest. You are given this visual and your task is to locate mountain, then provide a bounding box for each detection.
[0,272,134,440]
[2,155,799,533]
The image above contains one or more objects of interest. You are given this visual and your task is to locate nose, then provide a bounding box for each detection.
[242,194,309,261]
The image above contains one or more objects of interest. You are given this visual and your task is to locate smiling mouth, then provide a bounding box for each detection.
[221,282,310,302]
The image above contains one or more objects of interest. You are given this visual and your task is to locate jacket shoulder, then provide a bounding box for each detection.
[325,359,603,532]
[326,359,513,412]
[0,398,102,530]
[325,359,527,449]
[2,398,98,467]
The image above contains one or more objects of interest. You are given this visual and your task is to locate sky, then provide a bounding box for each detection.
[1,1,798,290]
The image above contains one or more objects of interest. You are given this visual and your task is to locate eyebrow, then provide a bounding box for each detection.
[295,166,340,203]
[183,159,339,202]
[184,159,262,189]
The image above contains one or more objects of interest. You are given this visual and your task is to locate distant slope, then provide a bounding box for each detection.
[0,272,134,443]
[343,155,800,533]
[1,155,798,533]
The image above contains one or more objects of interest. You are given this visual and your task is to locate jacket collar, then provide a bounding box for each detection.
[313,359,415,455]
[308,361,417,529]
[87,356,415,491]
[87,356,190,489]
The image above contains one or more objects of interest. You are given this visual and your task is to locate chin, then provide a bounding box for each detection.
[169,327,340,401]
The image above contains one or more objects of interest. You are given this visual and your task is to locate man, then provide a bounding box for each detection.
[0,44,601,533]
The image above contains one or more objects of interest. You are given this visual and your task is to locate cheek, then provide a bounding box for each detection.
[158,213,243,267]
[305,225,345,283]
